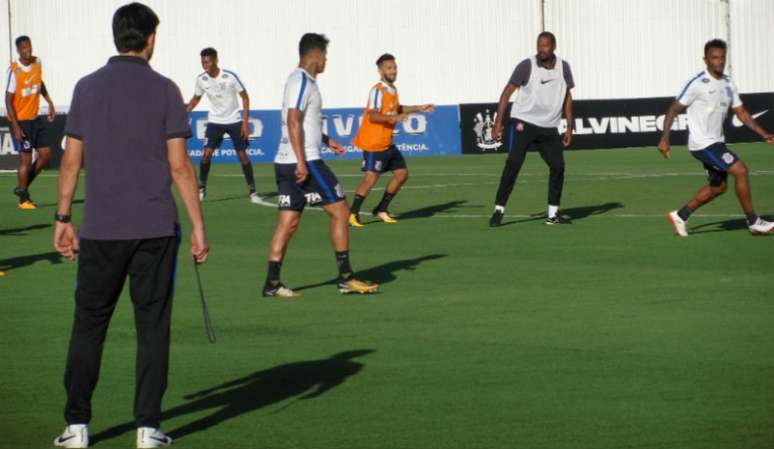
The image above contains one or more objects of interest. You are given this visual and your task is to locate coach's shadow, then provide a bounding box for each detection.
[689,218,752,234]
[294,254,447,291]
[0,223,50,236]
[89,349,373,446]
[37,198,84,209]
[0,251,62,272]
[498,201,624,226]
[395,200,470,220]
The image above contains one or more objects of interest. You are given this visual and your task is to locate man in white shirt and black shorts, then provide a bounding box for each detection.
[659,39,774,236]
[186,47,259,203]
[489,31,575,227]
[262,33,378,298]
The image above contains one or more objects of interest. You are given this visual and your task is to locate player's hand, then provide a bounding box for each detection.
[419,104,434,113]
[295,161,309,183]
[657,138,671,159]
[492,123,503,141]
[241,121,250,140]
[763,133,774,144]
[53,222,79,261]
[10,123,23,141]
[562,129,572,147]
[47,103,56,122]
[191,225,209,264]
[328,138,345,155]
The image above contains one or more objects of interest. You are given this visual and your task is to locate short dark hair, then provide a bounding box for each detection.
[200,47,217,59]
[704,39,727,56]
[15,35,30,47]
[538,31,556,45]
[376,53,395,67]
[299,33,329,57]
[112,2,159,53]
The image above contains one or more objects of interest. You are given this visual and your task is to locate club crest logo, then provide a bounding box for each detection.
[473,109,502,151]
[722,152,734,164]
[516,122,525,132]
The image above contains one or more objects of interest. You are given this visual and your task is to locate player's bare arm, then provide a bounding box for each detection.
[54,137,83,261]
[41,82,56,122]
[658,100,686,159]
[287,108,308,182]
[322,133,345,155]
[562,88,573,147]
[5,91,23,140]
[367,109,408,125]
[239,90,250,139]
[400,104,435,113]
[732,105,774,143]
[492,83,517,141]
[185,94,201,113]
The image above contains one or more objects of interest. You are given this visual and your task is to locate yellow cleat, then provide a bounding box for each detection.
[337,277,379,294]
[0,271,5,278]
[348,213,365,228]
[17,200,37,210]
[373,211,397,224]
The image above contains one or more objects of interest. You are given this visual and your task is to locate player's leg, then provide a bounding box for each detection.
[198,124,223,199]
[372,147,408,223]
[350,168,379,227]
[228,123,259,202]
[15,150,33,206]
[727,159,773,234]
[491,120,532,226]
[26,119,52,191]
[537,131,568,224]
[27,147,51,189]
[264,163,305,297]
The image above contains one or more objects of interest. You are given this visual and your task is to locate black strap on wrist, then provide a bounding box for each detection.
[54,213,71,223]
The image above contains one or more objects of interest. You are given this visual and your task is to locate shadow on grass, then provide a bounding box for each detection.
[395,200,471,220]
[201,191,277,204]
[293,254,448,292]
[36,198,84,209]
[0,251,62,272]
[0,223,51,236]
[90,349,374,445]
[498,201,624,226]
[689,218,750,234]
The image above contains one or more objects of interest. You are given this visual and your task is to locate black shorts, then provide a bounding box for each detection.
[691,142,740,186]
[361,145,407,173]
[13,117,52,153]
[204,122,247,150]
[275,160,346,211]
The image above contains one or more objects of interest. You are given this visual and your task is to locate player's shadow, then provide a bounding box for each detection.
[394,200,470,220]
[689,218,752,234]
[0,251,62,272]
[37,198,84,209]
[498,201,624,226]
[89,349,374,446]
[0,223,50,236]
[293,254,447,291]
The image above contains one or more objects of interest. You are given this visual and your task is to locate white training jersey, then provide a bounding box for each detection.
[510,55,571,128]
[194,68,245,124]
[275,67,323,164]
[676,69,742,152]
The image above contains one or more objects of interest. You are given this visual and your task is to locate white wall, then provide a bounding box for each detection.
[0,0,8,67]
[3,0,774,111]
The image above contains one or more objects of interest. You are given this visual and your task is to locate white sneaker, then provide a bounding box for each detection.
[249,192,262,204]
[668,210,688,237]
[748,217,774,235]
[198,187,206,201]
[136,427,172,448]
[54,424,88,448]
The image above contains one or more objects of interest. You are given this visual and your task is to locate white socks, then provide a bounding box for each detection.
[548,204,558,218]
[494,205,505,213]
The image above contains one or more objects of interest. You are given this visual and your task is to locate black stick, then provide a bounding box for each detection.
[193,257,216,343]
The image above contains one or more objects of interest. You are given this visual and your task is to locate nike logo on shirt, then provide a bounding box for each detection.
[540,79,553,84]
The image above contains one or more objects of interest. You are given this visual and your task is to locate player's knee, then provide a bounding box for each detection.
[395,170,409,184]
[237,150,249,163]
[711,182,727,196]
[732,161,748,177]
[201,150,214,163]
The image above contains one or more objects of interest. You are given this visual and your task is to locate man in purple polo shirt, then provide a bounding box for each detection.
[52,3,208,448]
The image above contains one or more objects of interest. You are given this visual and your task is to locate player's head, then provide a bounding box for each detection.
[112,2,159,60]
[200,47,218,74]
[536,31,556,62]
[703,39,727,75]
[14,36,32,60]
[376,53,397,83]
[299,33,329,74]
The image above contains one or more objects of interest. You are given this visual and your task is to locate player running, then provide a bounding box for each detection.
[658,39,774,236]
[263,33,378,298]
[348,53,434,227]
[186,47,260,203]
[5,35,56,209]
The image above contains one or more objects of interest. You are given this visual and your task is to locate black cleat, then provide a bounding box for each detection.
[489,210,503,227]
[545,214,572,225]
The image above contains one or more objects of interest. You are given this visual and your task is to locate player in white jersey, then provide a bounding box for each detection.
[263,33,378,298]
[186,47,259,203]
[489,32,575,227]
[658,39,774,237]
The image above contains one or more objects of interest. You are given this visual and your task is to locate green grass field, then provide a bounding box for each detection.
[2,144,773,449]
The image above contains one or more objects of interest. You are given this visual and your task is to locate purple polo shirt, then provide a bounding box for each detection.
[65,56,191,240]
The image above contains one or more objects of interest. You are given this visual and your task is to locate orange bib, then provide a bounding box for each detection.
[8,60,42,121]
[352,82,399,152]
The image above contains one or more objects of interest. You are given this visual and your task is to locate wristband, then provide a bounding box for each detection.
[54,213,71,223]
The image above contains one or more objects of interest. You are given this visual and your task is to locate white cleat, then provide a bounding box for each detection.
[668,210,688,237]
[54,424,89,448]
[137,427,172,448]
[748,217,774,235]
[198,187,206,201]
[249,192,263,204]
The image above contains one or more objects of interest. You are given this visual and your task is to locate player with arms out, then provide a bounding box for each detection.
[348,53,434,227]
[658,39,774,236]
[186,47,260,203]
[263,33,378,298]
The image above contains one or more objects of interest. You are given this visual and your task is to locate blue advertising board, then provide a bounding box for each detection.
[186,105,461,164]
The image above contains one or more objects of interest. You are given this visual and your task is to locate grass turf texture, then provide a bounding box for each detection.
[1,144,773,449]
